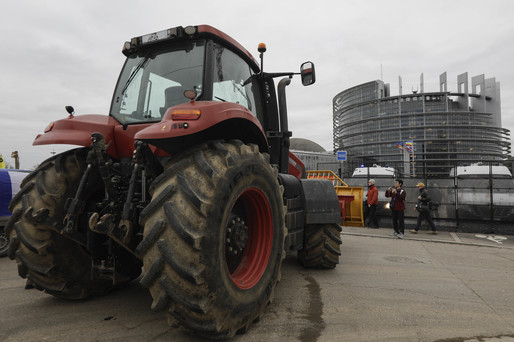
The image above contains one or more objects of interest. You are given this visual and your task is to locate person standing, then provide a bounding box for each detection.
[363,193,369,226]
[366,179,379,228]
[410,182,437,234]
[385,179,406,239]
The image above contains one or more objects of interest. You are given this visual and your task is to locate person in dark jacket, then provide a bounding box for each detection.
[385,179,406,238]
[410,182,437,234]
[366,179,379,228]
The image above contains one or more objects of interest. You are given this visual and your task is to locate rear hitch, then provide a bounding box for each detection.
[62,133,160,256]
[89,159,139,250]
[62,132,112,236]
[63,164,92,235]
[90,132,116,199]
[89,140,158,256]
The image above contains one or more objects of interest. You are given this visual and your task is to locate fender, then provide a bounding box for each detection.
[33,114,168,159]
[34,114,121,158]
[300,179,341,225]
[278,175,341,252]
[135,101,268,154]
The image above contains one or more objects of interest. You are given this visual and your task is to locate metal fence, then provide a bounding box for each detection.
[290,151,514,233]
[343,172,514,234]
[340,160,514,180]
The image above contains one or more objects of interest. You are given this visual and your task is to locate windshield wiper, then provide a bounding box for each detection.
[121,57,150,95]
[231,80,252,110]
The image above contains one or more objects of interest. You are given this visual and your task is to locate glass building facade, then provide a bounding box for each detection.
[333,73,511,177]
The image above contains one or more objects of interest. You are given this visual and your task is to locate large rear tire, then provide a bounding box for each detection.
[6,148,140,299]
[136,140,285,339]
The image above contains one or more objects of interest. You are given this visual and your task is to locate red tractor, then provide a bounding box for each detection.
[6,25,342,339]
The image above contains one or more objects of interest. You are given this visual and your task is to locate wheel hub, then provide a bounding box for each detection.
[226,217,248,257]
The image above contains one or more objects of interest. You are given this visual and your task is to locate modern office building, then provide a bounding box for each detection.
[333,72,511,177]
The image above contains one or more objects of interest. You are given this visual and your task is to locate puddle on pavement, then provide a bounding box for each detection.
[298,275,325,342]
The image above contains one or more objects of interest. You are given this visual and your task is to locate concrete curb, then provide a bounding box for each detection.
[341,230,514,250]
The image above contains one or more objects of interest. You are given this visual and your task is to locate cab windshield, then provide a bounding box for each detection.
[110,41,205,124]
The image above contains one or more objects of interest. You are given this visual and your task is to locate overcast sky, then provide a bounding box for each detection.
[1,0,514,169]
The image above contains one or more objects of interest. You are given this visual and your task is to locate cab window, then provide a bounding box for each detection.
[110,41,204,124]
[212,44,261,118]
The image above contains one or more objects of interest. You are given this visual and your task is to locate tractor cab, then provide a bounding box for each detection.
[109,25,315,172]
[110,25,263,125]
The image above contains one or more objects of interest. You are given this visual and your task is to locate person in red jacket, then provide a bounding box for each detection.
[366,179,379,228]
[385,179,406,239]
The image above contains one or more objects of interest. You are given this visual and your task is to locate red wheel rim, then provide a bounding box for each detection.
[227,187,273,290]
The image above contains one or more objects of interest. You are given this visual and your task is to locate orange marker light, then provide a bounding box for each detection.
[171,109,201,120]
[258,43,267,53]
[44,122,55,133]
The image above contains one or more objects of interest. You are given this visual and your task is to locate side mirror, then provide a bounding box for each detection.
[300,61,316,86]
[65,105,75,116]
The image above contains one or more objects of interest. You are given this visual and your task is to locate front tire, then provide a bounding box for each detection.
[136,140,285,339]
[298,224,342,269]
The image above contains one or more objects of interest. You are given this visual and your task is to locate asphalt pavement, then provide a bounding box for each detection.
[1,225,514,342]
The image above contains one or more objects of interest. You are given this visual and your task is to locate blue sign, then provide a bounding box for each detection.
[337,151,347,161]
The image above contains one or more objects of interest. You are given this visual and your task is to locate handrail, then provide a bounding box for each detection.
[306,170,348,187]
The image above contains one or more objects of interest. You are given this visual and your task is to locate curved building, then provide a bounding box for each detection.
[333,72,511,177]
[290,138,326,153]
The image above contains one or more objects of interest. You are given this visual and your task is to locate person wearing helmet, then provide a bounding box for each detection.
[410,182,437,234]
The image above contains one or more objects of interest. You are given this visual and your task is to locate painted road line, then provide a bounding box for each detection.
[450,232,462,243]
[475,234,508,244]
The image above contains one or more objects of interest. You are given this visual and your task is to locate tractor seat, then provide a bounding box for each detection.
[160,86,187,116]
